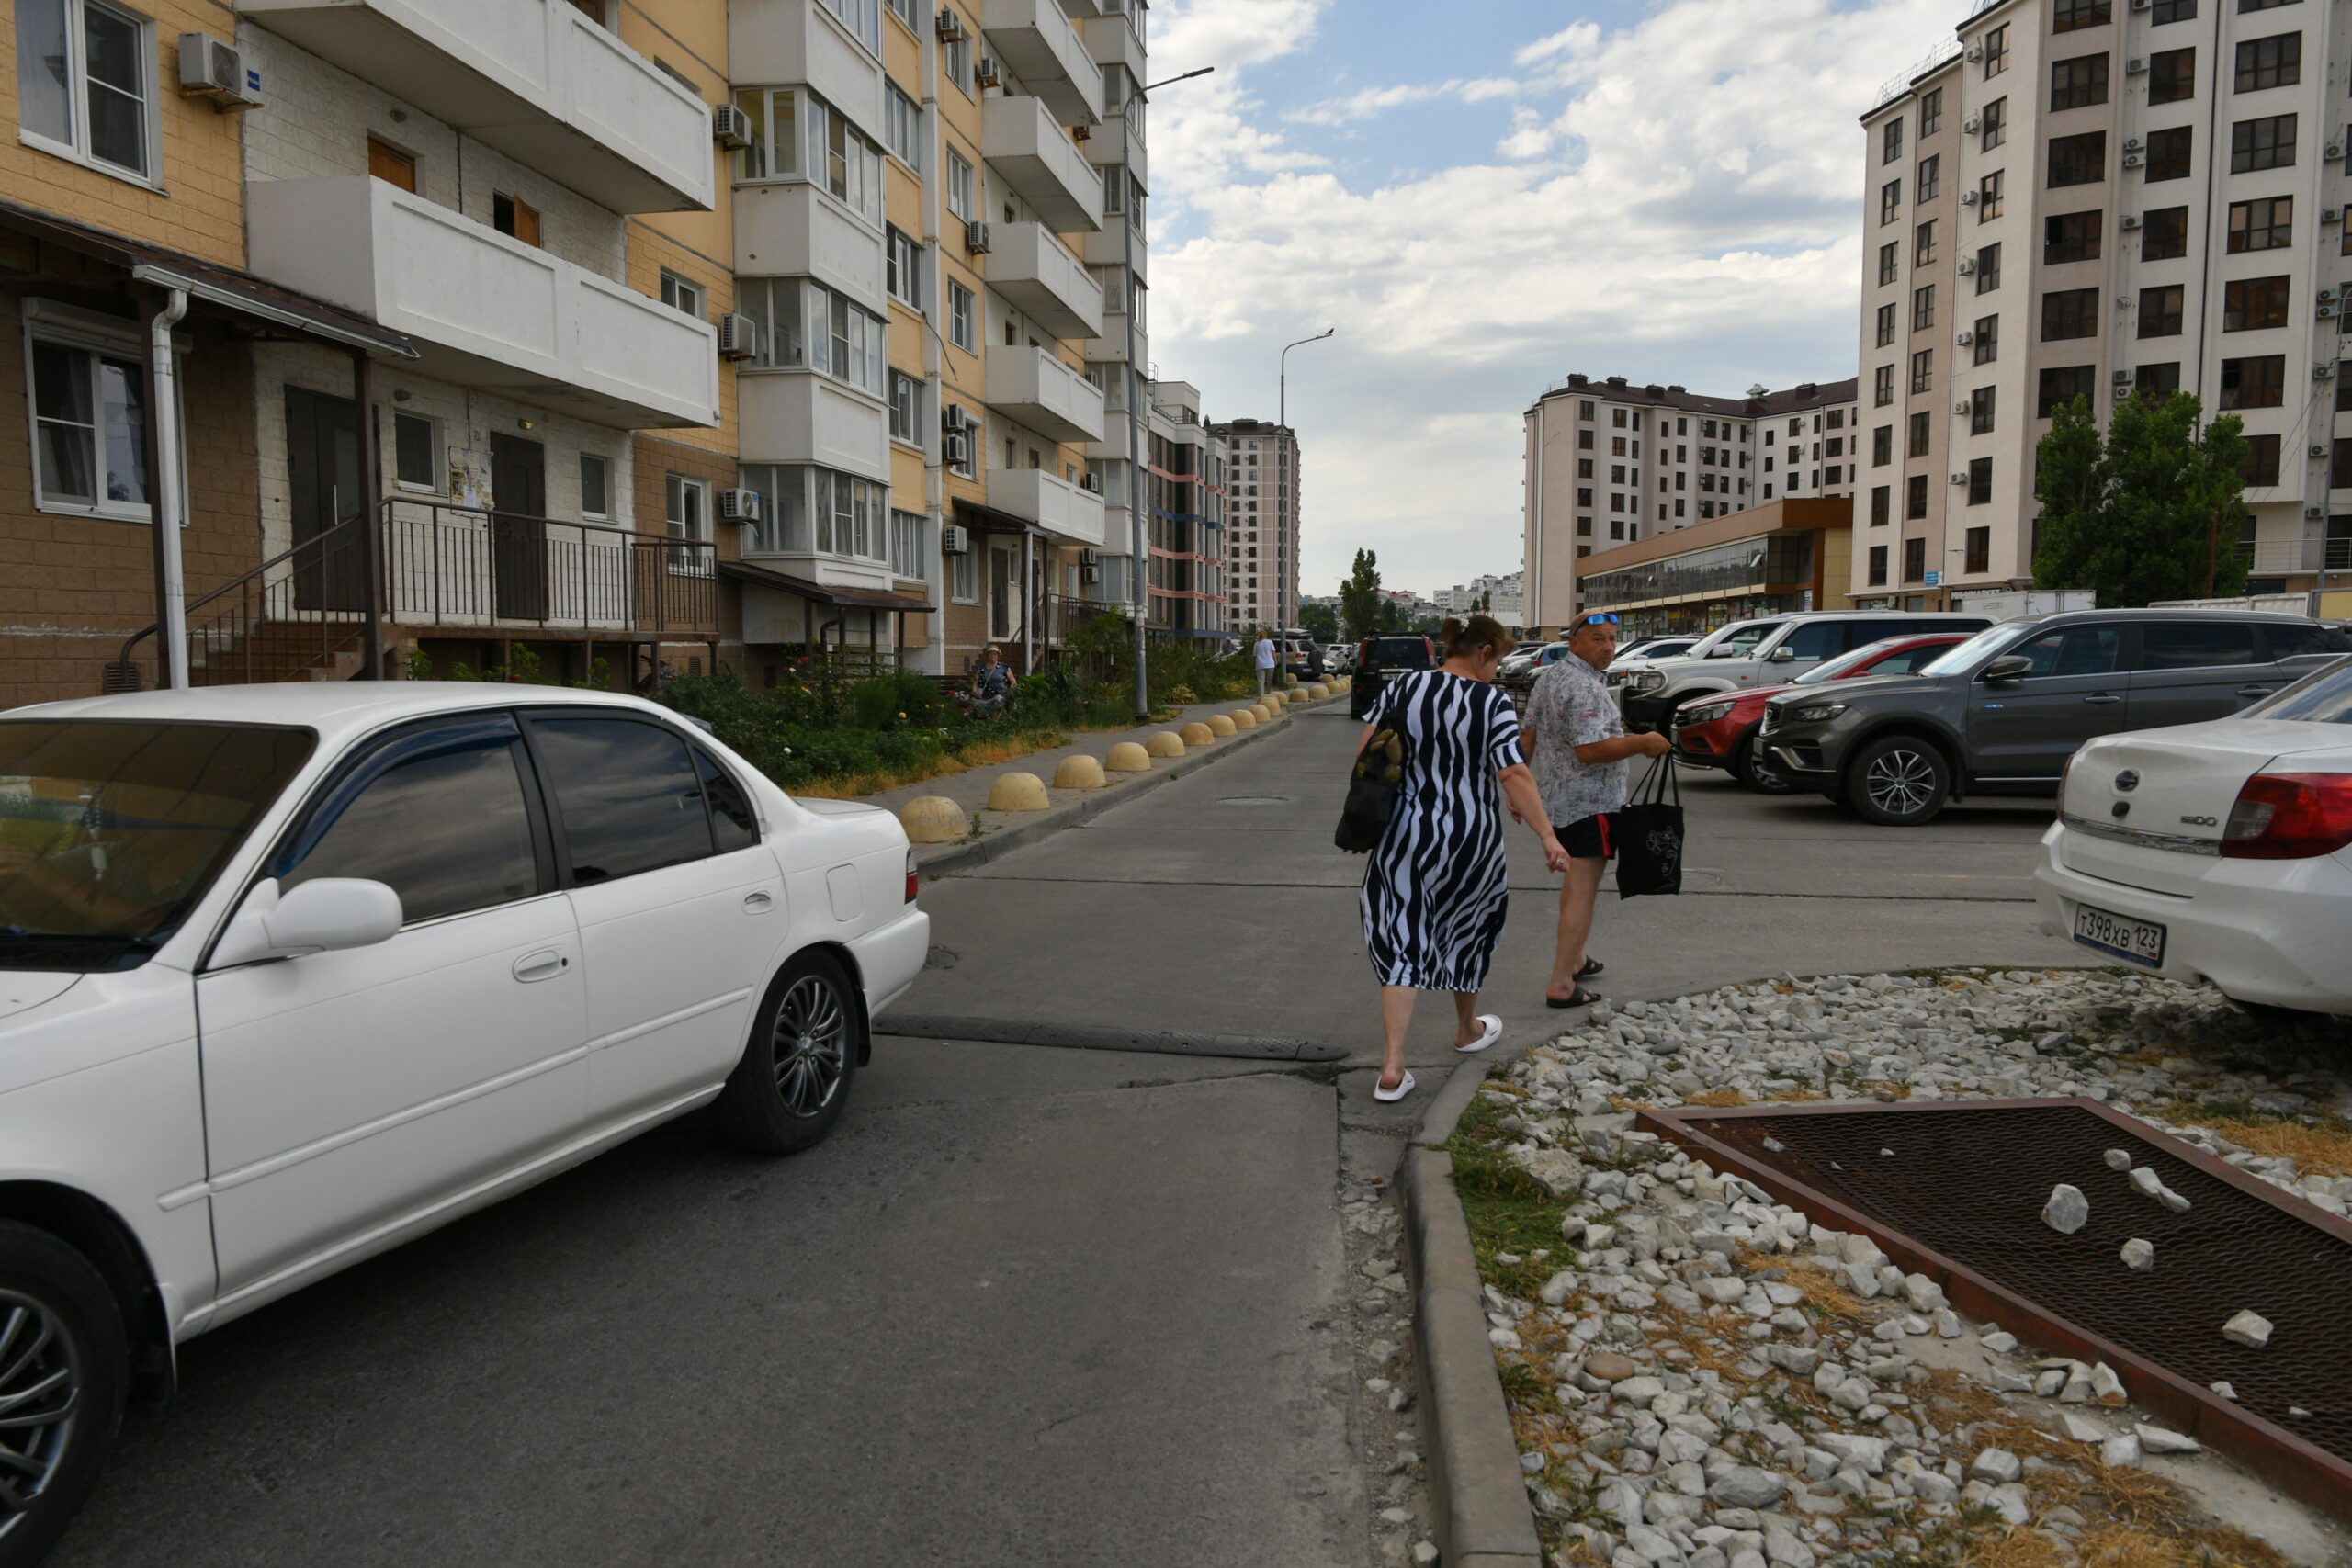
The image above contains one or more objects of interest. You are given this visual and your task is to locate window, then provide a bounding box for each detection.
[2234,32,2299,91]
[533,718,718,886]
[2042,288,2099,340]
[730,87,797,180]
[885,84,921,168]
[659,270,703,319]
[1907,411,1931,457]
[946,280,976,352]
[579,453,609,520]
[2053,0,2110,30]
[1958,457,1991,507]
[1876,302,1897,347]
[942,11,970,91]
[1881,179,1903,224]
[1910,349,1934,395]
[2039,366,2097,416]
[944,147,975,220]
[2044,210,2101,265]
[1979,170,2004,220]
[1874,365,1895,406]
[2136,362,2182,397]
[2227,196,2291,252]
[2335,439,2352,489]
[1878,242,1900,286]
[27,328,148,518]
[393,413,437,491]
[2145,125,2193,181]
[951,544,978,604]
[2049,130,2105,186]
[2231,113,2295,172]
[2154,0,2197,17]
[2014,626,2124,677]
[1913,285,1935,332]
[2145,623,2263,674]
[1870,489,1891,528]
[1920,89,1943,138]
[886,0,919,26]
[808,94,884,222]
[1900,536,1927,582]
[740,464,886,557]
[368,136,417,192]
[815,0,881,52]
[665,475,711,570]
[886,225,922,305]
[1872,425,1893,465]
[492,192,541,246]
[2220,355,2285,408]
[2224,276,2290,331]
[888,370,921,444]
[2051,54,2109,111]
[1984,24,2009,76]
[888,507,927,581]
[1971,386,1997,434]
[2143,205,2190,260]
[1973,313,2000,364]
[285,724,539,924]
[1956,525,1989,575]
[2149,47,2196,103]
[1917,155,1939,202]
[2239,0,2301,8]
[1906,478,1929,521]
[1868,544,1890,584]
[15,0,154,181]
[2140,284,2185,336]
[1981,97,2007,151]
[2241,433,2282,486]
[1916,220,1937,265]
[1976,243,2002,293]
[732,277,885,393]
[1883,118,1904,164]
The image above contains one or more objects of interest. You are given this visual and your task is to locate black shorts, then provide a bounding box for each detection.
[1555,812,1619,862]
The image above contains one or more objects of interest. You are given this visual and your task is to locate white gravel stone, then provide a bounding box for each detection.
[1980,1331,2018,1354]
[2059,1412,2109,1443]
[2103,1149,2132,1171]
[2136,1425,2201,1454]
[2042,1184,2090,1234]
[1970,1448,2022,1483]
[2120,1237,2156,1272]
[2101,1433,2143,1468]
[2222,1309,2274,1349]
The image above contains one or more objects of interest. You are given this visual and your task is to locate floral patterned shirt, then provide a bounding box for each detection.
[1524,654,1627,826]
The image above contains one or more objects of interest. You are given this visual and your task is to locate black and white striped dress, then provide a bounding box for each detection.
[1359,671,1527,992]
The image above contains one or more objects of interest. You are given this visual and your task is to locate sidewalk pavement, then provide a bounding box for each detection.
[846,683,1352,874]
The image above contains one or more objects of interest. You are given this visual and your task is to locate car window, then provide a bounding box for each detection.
[1841,619,1911,649]
[282,722,538,925]
[2138,621,2258,671]
[532,716,716,885]
[2245,657,2352,721]
[2013,626,2124,678]
[2261,624,2352,660]
[1713,622,1781,658]
[1864,641,1957,675]
[1777,622,1845,661]
[696,749,760,852]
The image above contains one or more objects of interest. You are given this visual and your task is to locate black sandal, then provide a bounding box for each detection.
[1577,957,1604,979]
[1545,984,1602,1010]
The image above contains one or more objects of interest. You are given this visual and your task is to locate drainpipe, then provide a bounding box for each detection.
[144,287,191,690]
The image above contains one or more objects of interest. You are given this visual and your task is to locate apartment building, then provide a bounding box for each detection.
[1521,376,1859,637]
[1209,415,1298,633]
[1143,378,1225,640]
[1858,0,2352,611]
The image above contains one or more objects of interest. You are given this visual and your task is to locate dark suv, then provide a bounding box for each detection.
[1756,609,2352,826]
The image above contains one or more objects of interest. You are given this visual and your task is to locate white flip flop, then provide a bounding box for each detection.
[1455,1014,1503,1055]
[1373,1068,1417,1102]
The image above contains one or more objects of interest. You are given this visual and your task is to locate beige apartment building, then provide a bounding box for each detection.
[1520,376,1858,637]
[1143,378,1225,642]
[1210,415,1298,633]
[1859,0,2352,611]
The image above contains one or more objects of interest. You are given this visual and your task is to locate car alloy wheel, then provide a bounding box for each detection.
[714,951,863,1155]
[1847,736,1950,827]
[770,973,849,1119]
[1739,740,1797,795]
[0,1292,79,1535]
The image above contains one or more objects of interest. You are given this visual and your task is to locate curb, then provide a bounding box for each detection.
[1402,1060,1545,1568]
[913,691,1348,878]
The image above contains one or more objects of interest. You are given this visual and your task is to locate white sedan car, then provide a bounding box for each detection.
[0,683,925,1558]
[2033,656,2352,1011]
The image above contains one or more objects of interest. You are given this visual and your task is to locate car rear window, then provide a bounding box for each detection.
[2262,623,2352,660]
[2246,658,2352,723]
[2139,621,2258,670]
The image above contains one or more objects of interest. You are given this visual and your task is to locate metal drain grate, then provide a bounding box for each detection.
[1639,1098,2352,1522]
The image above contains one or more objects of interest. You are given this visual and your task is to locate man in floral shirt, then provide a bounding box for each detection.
[1521,614,1669,1007]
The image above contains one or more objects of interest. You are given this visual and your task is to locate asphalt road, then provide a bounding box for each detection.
[51,709,2084,1567]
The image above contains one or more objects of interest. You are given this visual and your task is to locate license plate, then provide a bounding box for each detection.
[2073,903,2166,967]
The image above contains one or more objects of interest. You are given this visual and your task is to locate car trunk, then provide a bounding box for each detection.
[2058,721,2352,896]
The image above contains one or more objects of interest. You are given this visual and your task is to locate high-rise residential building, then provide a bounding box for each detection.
[1521,376,1859,636]
[1857,0,2351,610]
[1143,378,1226,641]
[1209,417,1299,633]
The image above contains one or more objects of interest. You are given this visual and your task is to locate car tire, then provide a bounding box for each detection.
[1736,738,1799,795]
[712,950,862,1156]
[1843,735,1951,827]
[0,1223,128,1568]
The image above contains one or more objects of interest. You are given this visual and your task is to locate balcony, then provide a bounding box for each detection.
[1081,221,1139,268]
[379,500,718,636]
[734,182,887,312]
[983,96,1105,232]
[1080,13,1143,87]
[236,0,713,212]
[980,0,1102,125]
[988,347,1105,444]
[249,177,719,429]
[1084,313,1143,366]
[738,372,889,480]
[987,222,1103,338]
[990,467,1106,547]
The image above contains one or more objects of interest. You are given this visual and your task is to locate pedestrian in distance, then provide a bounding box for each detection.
[1253,629,1277,696]
[968,645,1014,719]
[1357,614,1571,1103]
[1520,613,1670,1009]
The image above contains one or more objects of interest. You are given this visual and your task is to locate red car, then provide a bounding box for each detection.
[1671,634,1971,793]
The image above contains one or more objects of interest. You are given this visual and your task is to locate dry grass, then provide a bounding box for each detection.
[2190,1115,2352,1179]
[2075,1525,2189,1568]
[2078,1459,2199,1536]
[1681,1089,1748,1108]
[1963,1529,2066,1568]
[1919,1364,2005,1427]
[1773,1259,1869,1322]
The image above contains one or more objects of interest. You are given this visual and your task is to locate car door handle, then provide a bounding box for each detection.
[2238,685,2274,699]
[742,890,777,914]
[512,949,569,983]
[2082,694,2122,705]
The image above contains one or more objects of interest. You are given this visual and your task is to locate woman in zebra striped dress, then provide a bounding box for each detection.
[1358,615,1570,1101]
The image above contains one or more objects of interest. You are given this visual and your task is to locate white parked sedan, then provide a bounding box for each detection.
[0,683,925,1559]
[2033,655,2352,1011]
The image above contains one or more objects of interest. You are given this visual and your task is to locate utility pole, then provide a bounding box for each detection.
[2206,507,2218,599]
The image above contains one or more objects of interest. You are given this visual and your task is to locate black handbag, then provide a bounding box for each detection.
[1615,754,1685,898]
[1336,719,1408,853]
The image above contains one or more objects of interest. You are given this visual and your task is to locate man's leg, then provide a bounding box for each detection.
[1548,854,1607,999]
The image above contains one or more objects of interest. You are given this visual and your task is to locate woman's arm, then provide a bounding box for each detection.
[1498,762,1571,872]
[1576,732,1670,764]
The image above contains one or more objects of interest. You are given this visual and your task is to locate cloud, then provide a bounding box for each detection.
[1285,77,1526,127]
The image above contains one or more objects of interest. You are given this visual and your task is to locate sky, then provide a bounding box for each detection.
[1142,0,1962,602]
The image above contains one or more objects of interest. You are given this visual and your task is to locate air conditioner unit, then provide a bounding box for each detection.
[941,524,971,555]
[2112,368,2134,384]
[2120,213,2143,231]
[1080,564,1102,584]
[177,32,260,107]
[2319,363,2340,379]
[2312,445,2331,459]
[1962,117,1982,134]
[1955,399,1973,415]
[2122,138,2143,153]
[2309,506,2327,520]
[1079,547,1100,567]
[1961,189,1979,206]
[942,430,972,467]
[717,312,760,359]
[716,488,762,523]
[935,9,966,40]
[975,56,1001,88]
[1955,330,1974,346]
[942,402,973,433]
[1965,43,1984,62]
[2121,152,2144,168]
[964,220,991,254]
[712,103,752,149]
[2323,302,2341,319]
[2131,0,2151,9]
[1950,473,1968,486]
[2125,58,2147,75]
[1957,257,1976,276]
[2328,209,2346,225]
[2331,141,2349,161]
[2323,288,2339,303]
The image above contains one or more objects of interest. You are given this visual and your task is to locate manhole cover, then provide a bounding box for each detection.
[1217,795,1291,806]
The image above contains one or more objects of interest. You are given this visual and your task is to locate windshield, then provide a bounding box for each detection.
[1918,621,2039,678]
[2243,655,2352,722]
[1709,620,1781,659]
[0,720,313,969]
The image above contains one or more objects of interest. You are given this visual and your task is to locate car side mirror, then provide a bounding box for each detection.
[1982,654,2034,683]
[212,877,404,968]
[1768,646,1796,662]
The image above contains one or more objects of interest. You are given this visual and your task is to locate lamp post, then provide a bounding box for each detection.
[1272,327,1332,638]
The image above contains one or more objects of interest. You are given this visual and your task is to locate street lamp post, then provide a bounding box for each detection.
[1272,328,1332,637]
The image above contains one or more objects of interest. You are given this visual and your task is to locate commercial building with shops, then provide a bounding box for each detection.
[1572,498,1854,637]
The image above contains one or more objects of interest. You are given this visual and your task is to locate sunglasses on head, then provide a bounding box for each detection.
[1578,614,1621,627]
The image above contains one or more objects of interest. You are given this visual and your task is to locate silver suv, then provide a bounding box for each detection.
[1613,610,1993,731]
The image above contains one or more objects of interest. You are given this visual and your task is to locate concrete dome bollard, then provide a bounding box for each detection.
[1105,741,1152,772]
[1054,754,1108,789]
[1207,714,1238,737]
[1180,721,1216,746]
[899,795,966,843]
[1284,688,1307,705]
[986,772,1050,811]
[1146,730,1187,757]
[1229,708,1258,729]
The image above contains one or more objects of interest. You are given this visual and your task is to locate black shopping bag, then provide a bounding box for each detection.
[1616,755,1685,898]
[1335,723,1408,852]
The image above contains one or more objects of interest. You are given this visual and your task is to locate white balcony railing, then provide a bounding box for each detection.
[989,466,1107,547]
[738,372,889,480]
[1080,12,1143,85]
[986,222,1103,338]
[237,0,714,212]
[249,177,719,429]
[980,0,1102,125]
[982,95,1105,232]
[987,347,1105,445]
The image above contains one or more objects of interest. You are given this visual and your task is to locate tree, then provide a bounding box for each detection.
[1299,601,1339,640]
[1340,548,1385,641]
[2033,392,2251,605]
